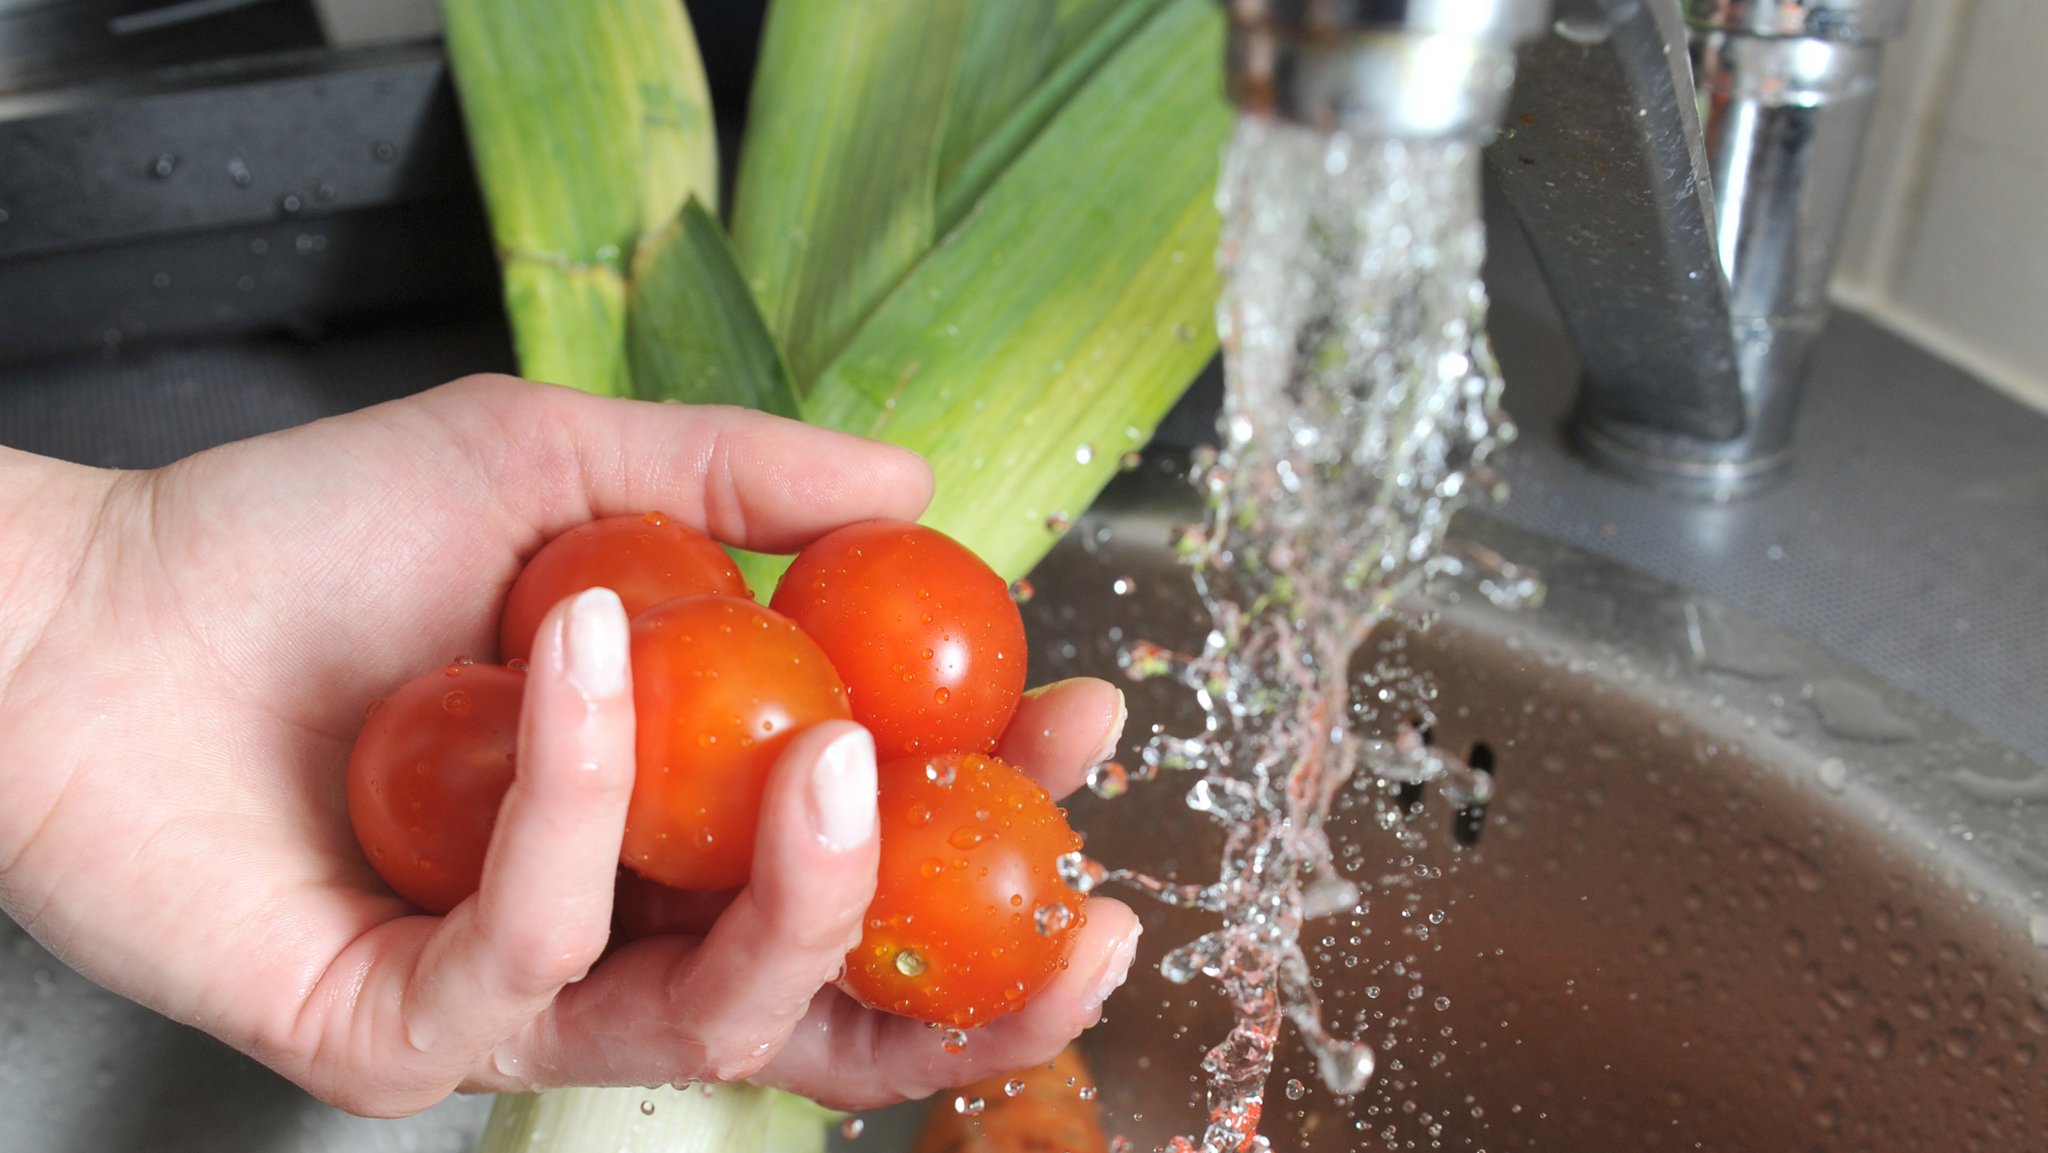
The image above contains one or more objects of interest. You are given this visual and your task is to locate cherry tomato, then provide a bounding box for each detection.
[346,661,524,914]
[840,751,1084,1028]
[624,595,851,890]
[499,512,747,664]
[770,520,1026,760]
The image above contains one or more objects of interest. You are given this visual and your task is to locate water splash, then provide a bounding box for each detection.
[1121,116,1530,1153]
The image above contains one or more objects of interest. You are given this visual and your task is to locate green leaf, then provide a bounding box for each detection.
[628,199,801,419]
[934,0,1173,234]
[936,5,1056,194]
[1055,0,1130,61]
[794,0,1231,585]
[730,0,970,389]
[441,0,718,394]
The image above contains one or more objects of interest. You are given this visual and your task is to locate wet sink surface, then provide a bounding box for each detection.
[1012,462,2048,1153]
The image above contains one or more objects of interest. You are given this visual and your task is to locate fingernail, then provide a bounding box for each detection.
[810,727,877,852]
[565,588,628,699]
[1089,690,1129,767]
[1084,923,1142,1012]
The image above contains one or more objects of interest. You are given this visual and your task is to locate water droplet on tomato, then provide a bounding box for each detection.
[643,511,668,527]
[919,858,944,879]
[507,658,528,673]
[934,687,951,705]
[1003,1078,1027,1097]
[694,829,715,850]
[893,948,927,977]
[905,801,932,828]
[924,762,956,787]
[1009,579,1035,604]
[1077,1085,1098,1102]
[920,647,935,661]
[442,690,472,717]
[1010,893,1023,907]
[1035,903,1074,935]
[948,826,988,850]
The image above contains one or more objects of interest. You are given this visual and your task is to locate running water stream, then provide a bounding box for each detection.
[1088,116,1540,1152]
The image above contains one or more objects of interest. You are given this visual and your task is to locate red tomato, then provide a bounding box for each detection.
[346,661,524,914]
[840,751,1084,1027]
[499,512,747,664]
[624,595,851,890]
[770,520,1026,760]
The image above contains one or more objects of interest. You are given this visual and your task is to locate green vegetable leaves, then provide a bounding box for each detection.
[629,200,800,419]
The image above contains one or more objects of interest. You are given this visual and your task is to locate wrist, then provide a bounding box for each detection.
[0,446,116,699]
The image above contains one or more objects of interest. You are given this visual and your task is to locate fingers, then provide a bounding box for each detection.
[666,721,880,1079]
[997,678,1127,801]
[405,589,636,1061]
[436,375,934,552]
[755,897,1144,1111]
[497,721,880,1088]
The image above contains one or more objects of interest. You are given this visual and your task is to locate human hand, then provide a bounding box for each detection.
[0,374,1140,1116]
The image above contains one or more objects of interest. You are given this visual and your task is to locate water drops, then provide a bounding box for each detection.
[839,1116,864,1140]
[1087,761,1131,798]
[1055,851,1106,894]
[1075,444,1095,465]
[1034,903,1074,935]
[1044,511,1072,533]
[1283,1078,1306,1100]
[1009,578,1036,604]
[149,154,178,179]
[893,948,927,977]
[942,1029,970,1055]
[638,1099,655,1116]
[951,1094,983,1115]
[1002,1078,1026,1097]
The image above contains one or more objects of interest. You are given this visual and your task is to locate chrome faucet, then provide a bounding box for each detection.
[1224,0,1910,500]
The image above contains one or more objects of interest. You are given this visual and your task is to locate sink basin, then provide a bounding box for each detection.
[1007,461,2048,1153]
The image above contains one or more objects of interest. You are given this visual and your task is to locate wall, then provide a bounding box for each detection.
[1835,0,2048,412]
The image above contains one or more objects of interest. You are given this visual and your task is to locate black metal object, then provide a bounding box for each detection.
[0,41,497,366]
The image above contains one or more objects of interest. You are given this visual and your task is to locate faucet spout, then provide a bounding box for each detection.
[1223,0,1911,501]
[1223,1,1553,139]
[1487,0,1909,498]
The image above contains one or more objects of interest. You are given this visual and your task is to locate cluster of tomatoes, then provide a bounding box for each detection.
[345,514,1084,1028]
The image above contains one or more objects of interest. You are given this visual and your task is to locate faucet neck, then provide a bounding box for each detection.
[1686,0,1910,41]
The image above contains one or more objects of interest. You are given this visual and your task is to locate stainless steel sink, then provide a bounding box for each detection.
[1010,461,2048,1153]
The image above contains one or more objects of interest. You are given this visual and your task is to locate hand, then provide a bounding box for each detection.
[0,375,1140,1117]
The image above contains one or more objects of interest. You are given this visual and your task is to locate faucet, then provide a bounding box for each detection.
[1224,0,1911,500]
